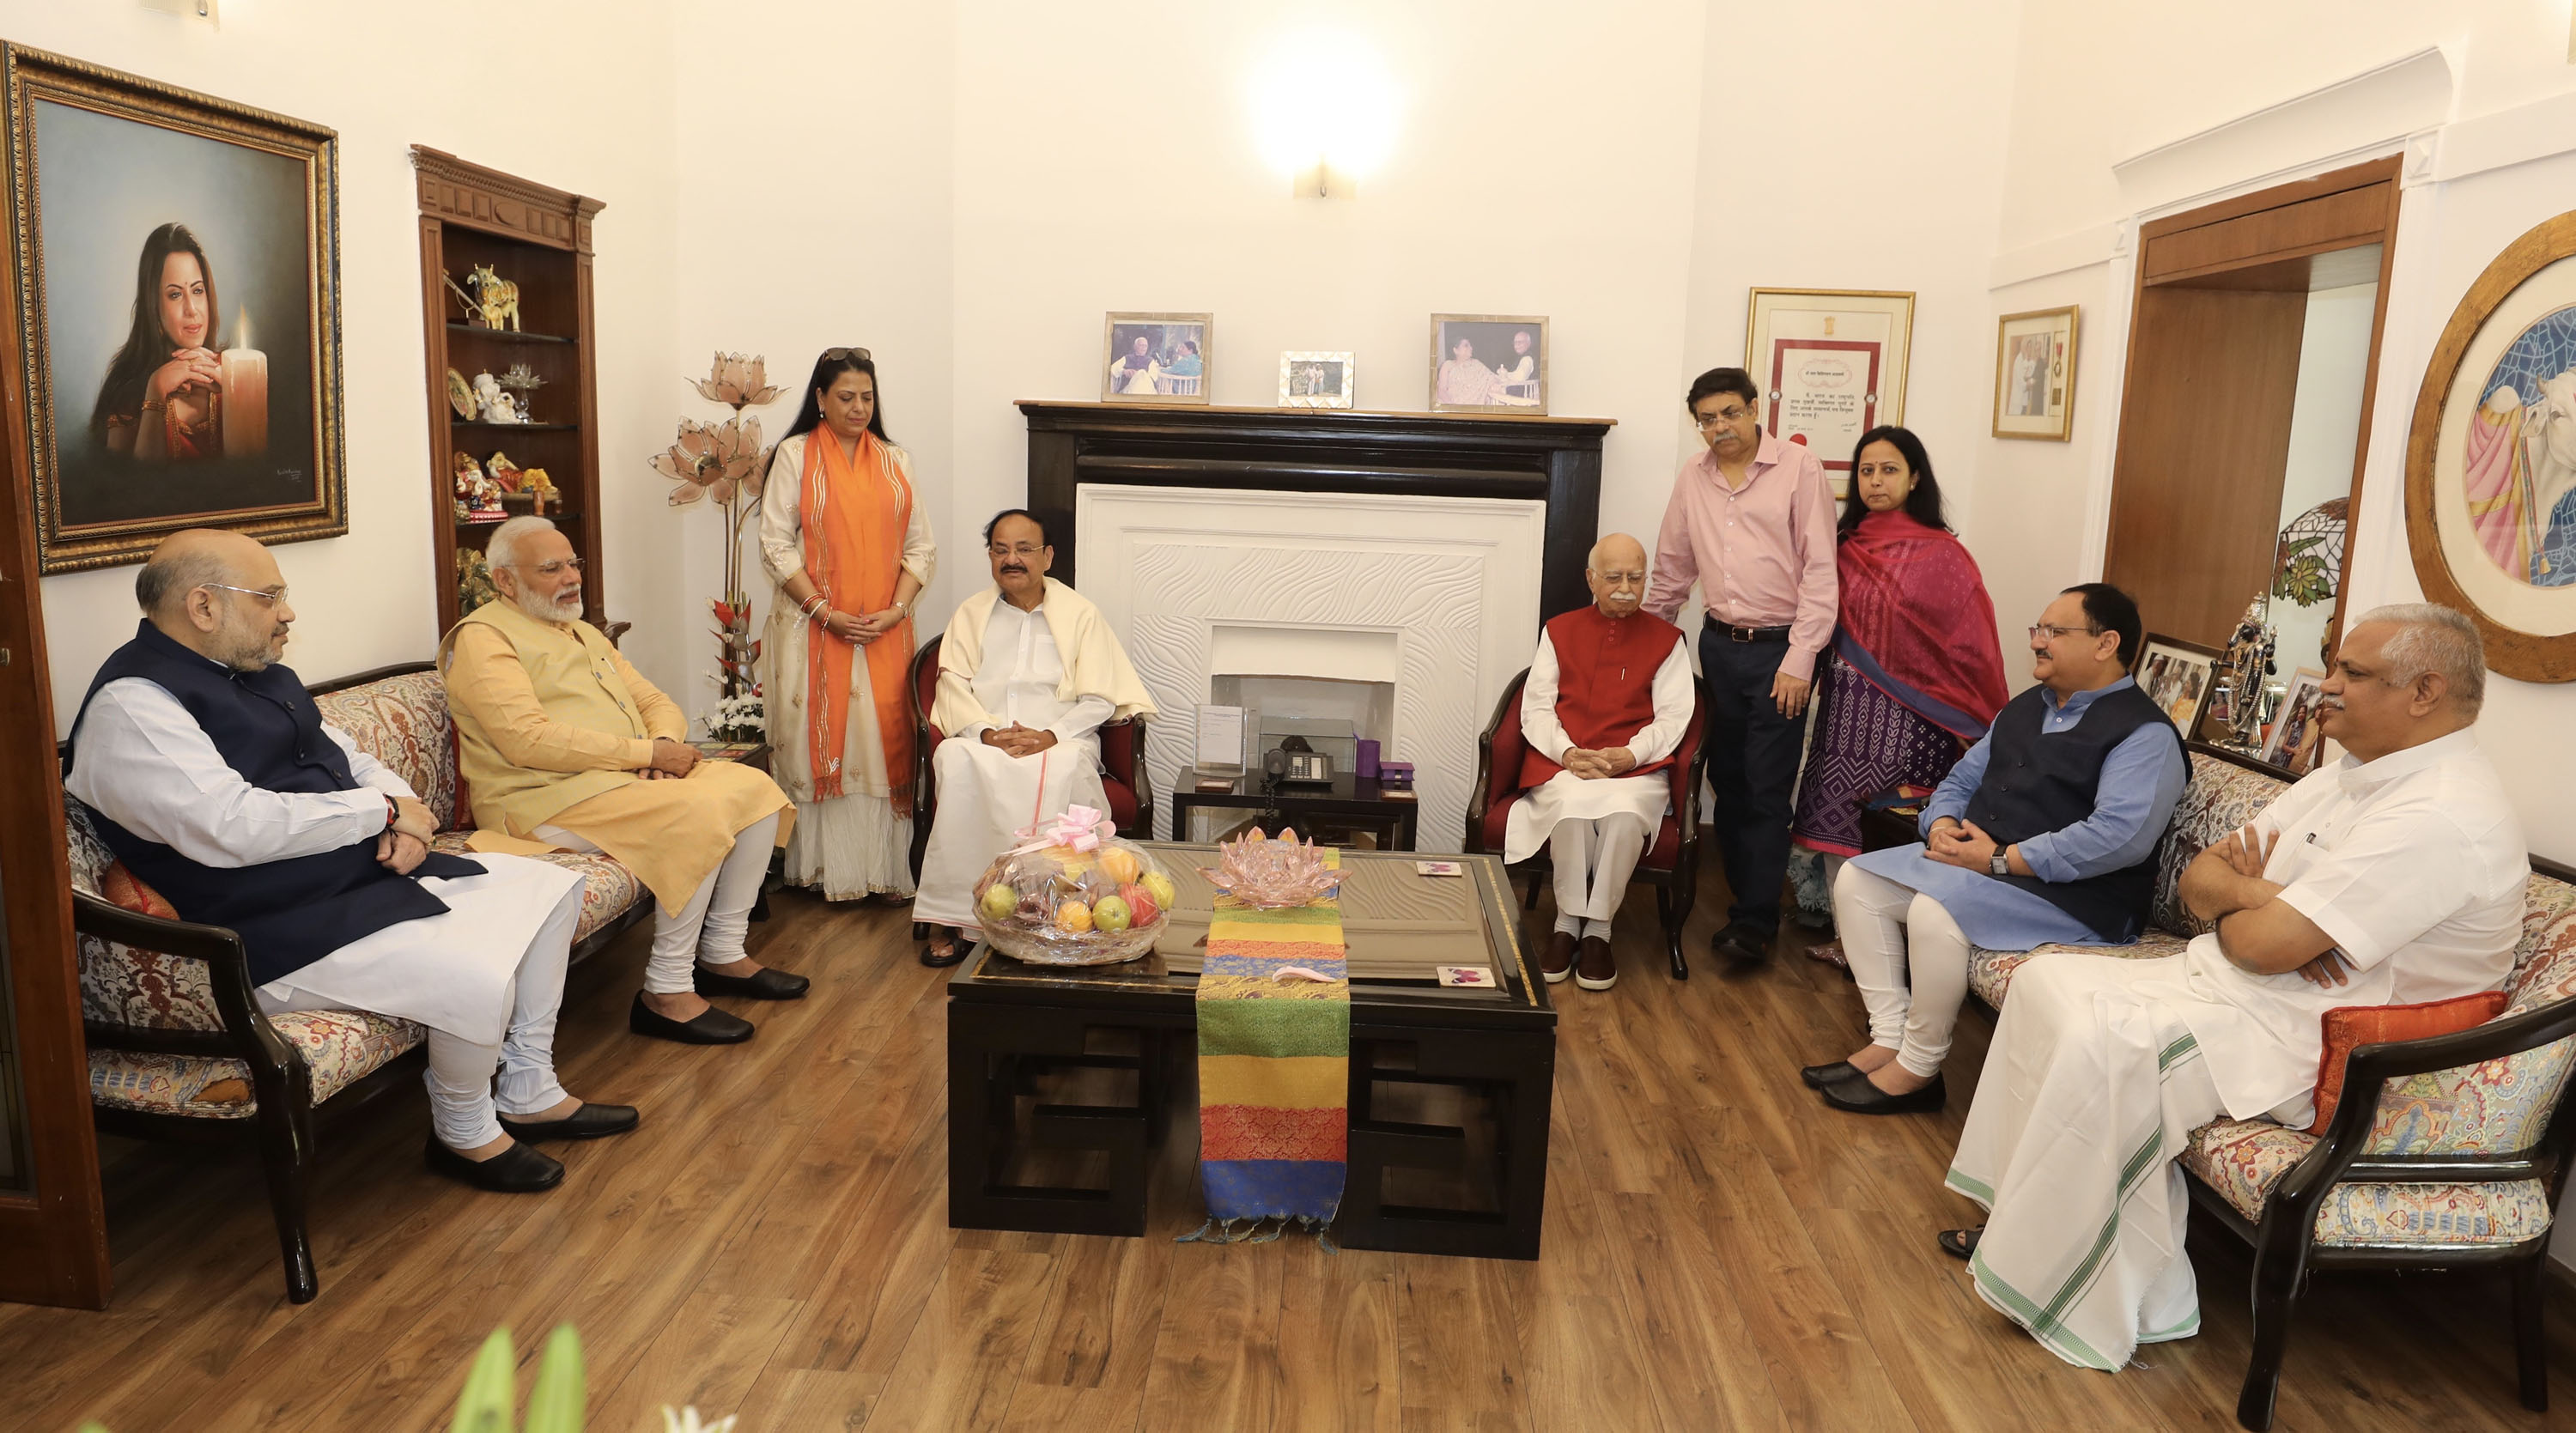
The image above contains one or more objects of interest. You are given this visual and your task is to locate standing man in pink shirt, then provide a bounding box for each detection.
[1644,367,1838,963]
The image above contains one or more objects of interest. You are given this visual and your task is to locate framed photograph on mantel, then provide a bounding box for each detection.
[1993,304,2079,441]
[3,43,347,574]
[1278,350,1354,409]
[1744,288,1913,496]
[1429,314,1546,414]
[1103,312,1211,404]
[2135,632,2221,743]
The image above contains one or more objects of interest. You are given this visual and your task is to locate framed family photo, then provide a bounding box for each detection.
[1428,314,1545,414]
[2260,666,2330,774]
[1744,288,1912,495]
[2135,632,2220,740]
[1993,305,2079,441]
[1278,350,1353,409]
[1102,312,1211,404]
[3,45,347,574]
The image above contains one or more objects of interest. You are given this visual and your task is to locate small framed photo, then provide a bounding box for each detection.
[1102,312,1211,404]
[1428,314,1546,414]
[1279,350,1355,409]
[2261,667,2330,774]
[2136,633,2221,741]
[1993,305,2080,441]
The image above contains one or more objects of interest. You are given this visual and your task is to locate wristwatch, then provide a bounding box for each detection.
[1990,848,2011,877]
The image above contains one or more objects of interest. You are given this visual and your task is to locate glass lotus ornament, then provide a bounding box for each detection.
[971,806,1176,966]
[692,351,785,410]
[653,415,768,507]
[654,351,786,704]
[1200,827,1343,908]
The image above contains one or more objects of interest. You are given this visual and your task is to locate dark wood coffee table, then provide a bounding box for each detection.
[945,842,1556,1260]
[1168,771,1421,851]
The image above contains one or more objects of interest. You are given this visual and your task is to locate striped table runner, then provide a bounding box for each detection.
[1184,861,1348,1245]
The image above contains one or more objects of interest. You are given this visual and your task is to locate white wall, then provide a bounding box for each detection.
[15,0,689,720]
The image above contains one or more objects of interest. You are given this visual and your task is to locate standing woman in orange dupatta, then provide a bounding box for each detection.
[758,349,936,901]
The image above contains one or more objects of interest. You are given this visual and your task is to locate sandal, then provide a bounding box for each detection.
[920,932,965,968]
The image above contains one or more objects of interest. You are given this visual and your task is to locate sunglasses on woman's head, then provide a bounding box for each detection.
[823,346,872,362]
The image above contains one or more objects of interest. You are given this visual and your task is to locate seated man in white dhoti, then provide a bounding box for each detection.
[442,518,798,1048]
[66,530,635,1195]
[1506,533,1693,992]
[1942,604,2527,1373]
[914,509,1155,965]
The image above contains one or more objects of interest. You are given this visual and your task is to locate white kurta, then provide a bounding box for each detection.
[68,677,581,1045]
[1109,359,1162,395]
[912,597,1113,928]
[1502,629,1694,864]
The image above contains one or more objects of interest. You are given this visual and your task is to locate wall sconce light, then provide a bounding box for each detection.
[1252,32,1399,200]
[141,0,221,23]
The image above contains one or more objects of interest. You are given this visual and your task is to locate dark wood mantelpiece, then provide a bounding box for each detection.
[1018,401,1615,625]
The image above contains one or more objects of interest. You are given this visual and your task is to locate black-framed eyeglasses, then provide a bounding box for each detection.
[203,582,287,607]
[823,346,872,362]
[2027,622,2103,642]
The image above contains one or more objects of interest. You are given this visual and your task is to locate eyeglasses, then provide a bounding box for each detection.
[203,582,287,606]
[823,346,872,362]
[987,543,1046,559]
[509,558,586,578]
[1693,409,1752,428]
[2027,622,2103,642]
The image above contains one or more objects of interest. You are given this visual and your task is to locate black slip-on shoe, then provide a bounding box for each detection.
[496,1102,641,1143]
[424,1136,564,1193]
[693,964,810,1000]
[1710,922,1776,962]
[1937,1226,1984,1261]
[629,991,755,1045]
[920,937,969,968]
[1820,1070,1947,1115]
[1800,1060,1859,1090]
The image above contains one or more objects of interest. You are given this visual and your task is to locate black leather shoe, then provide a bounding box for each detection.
[1800,1060,1858,1090]
[1820,1070,1946,1114]
[920,935,968,968]
[1710,922,1775,962]
[693,964,810,1000]
[629,991,755,1045]
[424,1136,563,1193]
[1937,1226,1984,1261]
[496,1102,641,1143]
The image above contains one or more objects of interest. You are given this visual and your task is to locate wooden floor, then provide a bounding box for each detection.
[6,856,2575,1433]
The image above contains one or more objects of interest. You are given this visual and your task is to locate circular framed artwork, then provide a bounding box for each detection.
[2408,209,2576,682]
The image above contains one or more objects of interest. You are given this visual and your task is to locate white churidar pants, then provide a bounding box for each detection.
[1548,811,1649,941]
[538,811,780,996]
[1835,862,1975,1079]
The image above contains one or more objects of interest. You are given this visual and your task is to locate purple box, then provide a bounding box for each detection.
[1356,738,1381,779]
[1377,760,1415,787]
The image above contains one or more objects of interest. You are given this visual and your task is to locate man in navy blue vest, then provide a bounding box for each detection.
[1802,582,2189,1114]
[66,530,638,1193]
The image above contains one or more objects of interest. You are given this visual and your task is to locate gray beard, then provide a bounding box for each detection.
[513,588,582,623]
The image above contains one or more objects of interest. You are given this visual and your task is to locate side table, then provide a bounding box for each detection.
[1167,770,1420,851]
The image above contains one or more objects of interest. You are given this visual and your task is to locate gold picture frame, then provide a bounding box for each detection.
[1428,314,1546,414]
[3,44,348,574]
[1993,304,2079,441]
[1278,350,1354,409]
[1102,312,1212,405]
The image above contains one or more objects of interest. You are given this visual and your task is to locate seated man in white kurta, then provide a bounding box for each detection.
[65,530,635,1197]
[1504,533,1694,993]
[1942,604,2527,1373]
[913,509,1156,963]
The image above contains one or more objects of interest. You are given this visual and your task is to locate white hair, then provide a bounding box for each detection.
[485,515,557,573]
[2352,602,2486,718]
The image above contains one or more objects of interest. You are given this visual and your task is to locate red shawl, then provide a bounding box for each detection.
[1834,511,2009,739]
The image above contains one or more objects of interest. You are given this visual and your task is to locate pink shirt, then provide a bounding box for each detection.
[1643,433,1839,682]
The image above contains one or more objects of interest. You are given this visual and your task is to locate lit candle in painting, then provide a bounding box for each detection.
[219,307,269,457]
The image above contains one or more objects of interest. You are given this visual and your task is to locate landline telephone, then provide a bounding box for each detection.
[1262,736,1334,786]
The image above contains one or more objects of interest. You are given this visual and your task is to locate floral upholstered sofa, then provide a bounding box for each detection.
[65,662,653,1301]
[1959,744,2576,1426]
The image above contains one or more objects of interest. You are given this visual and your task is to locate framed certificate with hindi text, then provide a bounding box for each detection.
[1744,288,1913,496]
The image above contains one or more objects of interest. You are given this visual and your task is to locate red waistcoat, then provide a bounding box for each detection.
[1517,604,1685,789]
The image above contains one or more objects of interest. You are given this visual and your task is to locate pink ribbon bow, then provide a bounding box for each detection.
[1012,804,1115,853]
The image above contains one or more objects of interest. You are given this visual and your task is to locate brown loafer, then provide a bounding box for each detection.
[1575,935,1616,991]
[1540,930,1577,984]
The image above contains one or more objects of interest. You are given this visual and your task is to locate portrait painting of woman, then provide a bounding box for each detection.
[91,222,229,463]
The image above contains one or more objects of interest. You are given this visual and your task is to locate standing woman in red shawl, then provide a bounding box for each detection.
[759,349,937,902]
[1789,428,2008,951]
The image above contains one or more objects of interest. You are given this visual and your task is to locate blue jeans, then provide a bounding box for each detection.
[1698,628,1806,937]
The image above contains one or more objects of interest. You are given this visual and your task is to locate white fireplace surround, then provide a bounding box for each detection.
[1073,484,1548,850]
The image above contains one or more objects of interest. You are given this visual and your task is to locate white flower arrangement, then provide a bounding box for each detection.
[707,691,765,743]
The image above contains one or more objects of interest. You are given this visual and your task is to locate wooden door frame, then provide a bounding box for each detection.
[2105,155,2403,659]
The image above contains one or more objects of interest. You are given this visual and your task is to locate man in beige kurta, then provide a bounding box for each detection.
[443,518,798,1046]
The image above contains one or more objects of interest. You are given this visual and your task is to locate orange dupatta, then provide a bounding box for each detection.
[799,430,915,811]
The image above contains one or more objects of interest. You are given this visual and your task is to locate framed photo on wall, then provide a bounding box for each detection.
[1992,304,2079,441]
[2135,632,2221,742]
[1103,312,1212,404]
[1278,350,1354,409]
[2260,666,2330,774]
[1428,314,1546,414]
[3,44,347,574]
[1744,288,1912,495]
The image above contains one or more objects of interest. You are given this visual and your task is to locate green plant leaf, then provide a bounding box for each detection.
[524,1324,586,1433]
[451,1327,519,1433]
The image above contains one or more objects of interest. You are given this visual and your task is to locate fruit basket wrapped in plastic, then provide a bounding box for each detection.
[970,805,1178,966]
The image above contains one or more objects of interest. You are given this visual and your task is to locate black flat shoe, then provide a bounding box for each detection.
[496,1102,641,1143]
[1938,1226,1984,1261]
[1710,922,1774,962]
[920,938,967,968]
[629,992,755,1045]
[693,964,810,1000]
[1800,1060,1858,1090]
[424,1136,563,1193]
[1820,1070,1947,1114]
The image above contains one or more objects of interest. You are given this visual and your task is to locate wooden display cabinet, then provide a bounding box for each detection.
[410,146,607,638]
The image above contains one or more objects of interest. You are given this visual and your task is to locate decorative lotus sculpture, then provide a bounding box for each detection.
[652,414,768,507]
[655,353,786,712]
[691,351,784,410]
[1200,828,1345,908]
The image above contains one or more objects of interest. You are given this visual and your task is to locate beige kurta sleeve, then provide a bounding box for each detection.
[758,434,808,588]
[893,446,937,588]
[447,623,656,773]
[610,648,690,742]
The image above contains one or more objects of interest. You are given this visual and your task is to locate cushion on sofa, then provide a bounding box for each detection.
[2149,753,2293,938]
[312,671,463,830]
[2310,992,2512,1132]
[88,1008,425,1118]
[2181,1117,2556,1249]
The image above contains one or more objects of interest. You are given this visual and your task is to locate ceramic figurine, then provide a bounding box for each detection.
[471,371,518,424]
[484,451,526,493]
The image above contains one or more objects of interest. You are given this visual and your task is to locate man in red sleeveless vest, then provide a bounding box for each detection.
[1505,534,1696,990]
